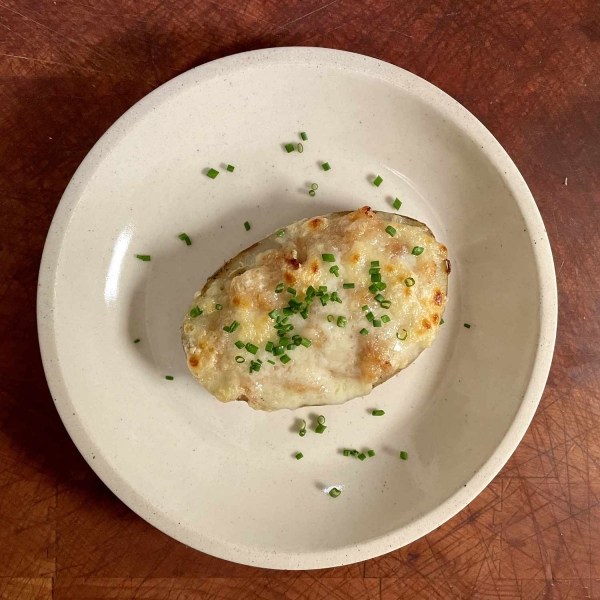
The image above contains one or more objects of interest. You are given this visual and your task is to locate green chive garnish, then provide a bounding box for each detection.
[337,316,347,328]
[315,423,327,434]
[265,341,274,352]
[287,344,295,351]
[309,189,316,197]
[393,198,402,210]
[269,309,279,319]
[380,300,392,309]
[320,295,329,306]
[245,343,258,355]
[285,143,295,153]
[268,359,275,365]
[371,261,380,267]
[235,340,245,349]
[322,253,335,262]
[301,338,312,348]
[375,282,387,291]
[381,315,391,323]
[295,453,303,460]
[412,246,424,256]
[373,175,383,187]
[165,375,174,380]
[362,305,369,311]
[366,312,375,322]
[280,354,291,364]
[329,265,339,276]
[273,345,285,356]
[300,132,308,141]
[299,420,307,436]
[369,284,379,294]
[440,318,445,325]
[275,283,285,293]
[371,273,382,283]
[329,487,341,498]
[297,143,304,153]
[235,356,245,363]
[300,308,309,319]
[343,283,355,289]
[322,162,331,171]
[400,451,408,460]
[317,415,325,425]
[464,323,471,328]
[373,319,382,327]
[343,449,350,456]
[136,254,151,261]
[244,221,251,231]
[287,287,297,296]
[134,338,140,343]
[311,183,318,190]
[178,233,192,246]
[327,315,334,323]
[276,229,285,237]
[367,450,375,457]
[358,453,367,461]
[385,225,396,236]
[360,328,369,336]
[374,294,385,303]
[282,307,293,316]
[215,304,222,311]
[206,168,219,179]
[318,286,327,294]
[189,306,202,318]
[227,164,235,172]
[405,277,415,287]
[397,329,408,341]
[372,409,385,416]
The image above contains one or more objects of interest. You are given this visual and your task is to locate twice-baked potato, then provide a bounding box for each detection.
[181,206,450,411]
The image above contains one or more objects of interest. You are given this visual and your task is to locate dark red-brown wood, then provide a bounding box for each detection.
[1,0,599,598]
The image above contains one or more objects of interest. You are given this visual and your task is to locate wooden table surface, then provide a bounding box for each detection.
[1,0,599,598]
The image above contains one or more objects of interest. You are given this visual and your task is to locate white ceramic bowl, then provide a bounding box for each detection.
[37,48,557,569]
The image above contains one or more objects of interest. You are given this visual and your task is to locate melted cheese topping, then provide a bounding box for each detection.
[182,207,449,411]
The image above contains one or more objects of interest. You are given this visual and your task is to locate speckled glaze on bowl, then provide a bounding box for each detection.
[37,48,557,569]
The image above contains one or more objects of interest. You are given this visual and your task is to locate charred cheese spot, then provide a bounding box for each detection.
[352,253,361,264]
[422,318,432,330]
[440,244,448,253]
[310,258,320,274]
[445,259,452,273]
[432,313,440,325]
[308,217,327,230]
[189,356,199,368]
[433,290,443,306]
[283,271,296,285]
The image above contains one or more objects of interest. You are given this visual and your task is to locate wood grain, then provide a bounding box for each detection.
[1,0,599,598]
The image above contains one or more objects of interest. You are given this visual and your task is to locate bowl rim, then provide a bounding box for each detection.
[37,47,558,569]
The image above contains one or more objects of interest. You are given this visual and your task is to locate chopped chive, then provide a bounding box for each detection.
[206,168,219,179]
[165,375,174,380]
[369,284,379,294]
[350,450,359,457]
[374,294,385,303]
[337,316,347,328]
[397,329,408,341]
[358,453,367,461]
[189,306,202,318]
[306,285,316,298]
[136,254,151,261]
[283,307,293,316]
[366,312,375,322]
[343,283,355,289]
[287,287,297,296]
[464,323,471,328]
[275,283,285,293]
[318,286,328,294]
[301,338,312,348]
[245,343,259,355]
[265,341,274,352]
[381,315,391,323]
[230,320,240,332]
[285,143,295,153]
[400,451,408,460]
[311,183,318,190]
[412,246,424,256]
[320,295,329,306]
[369,267,380,274]
[287,344,295,350]
[235,340,245,349]
[329,487,341,498]
[278,337,291,347]
[178,233,192,246]
[273,345,285,356]
[297,143,304,153]
[300,132,308,141]
[373,319,382,327]
[227,164,235,172]
[309,189,316,197]
[315,423,327,434]
[380,300,392,309]
[276,229,285,237]
[300,308,309,319]
[327,315,334,323]
[244,221,251,231]
[215,304,222,311]
[405,277,415,287]
[343,449,350,457]
[269,309,279,319]
[295,453,303,460]
[371,273,382,283]
[373,175,383,187]
[322,253,335,262]
[393,198,402,210]
[299,420,307,436]
[372,409,385,416]
[317,415,326,425]
[385,225,396,236]
[330,265,340,277]
[440,318,445,325]
[267,359,275,365]
[371,261,380,267]
[133,338,141,343]
[360,328,369,336]
[235,355,245,363]
[330,291,340,303]
[362,305,369,311]
[280,354,291,364]
[321,162,331,171]
[367,450,375,457]
[375,282,387,291]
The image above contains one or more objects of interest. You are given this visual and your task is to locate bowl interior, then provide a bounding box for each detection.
[39,49,555,569]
